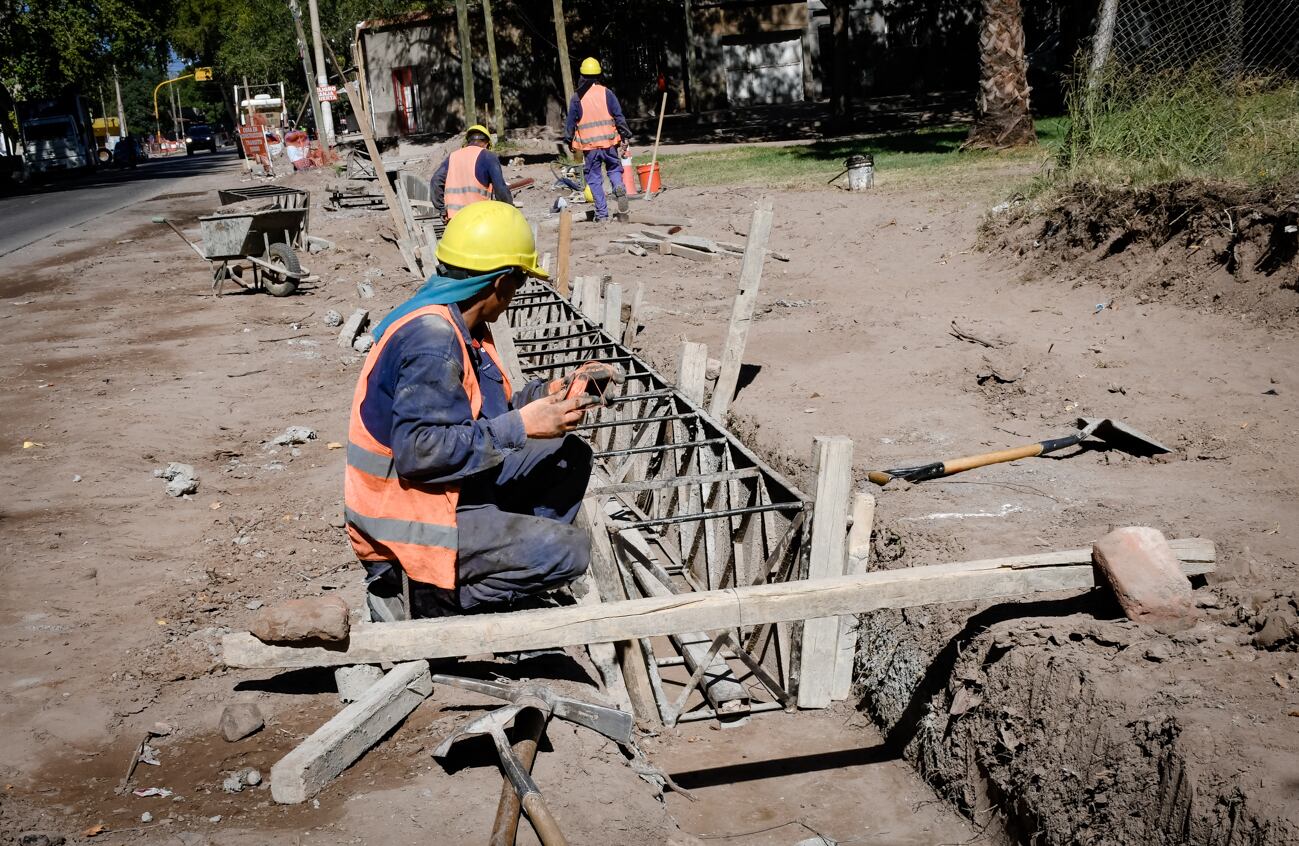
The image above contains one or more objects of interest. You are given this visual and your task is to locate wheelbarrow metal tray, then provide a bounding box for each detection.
[198,208,309,260]
[217,185,309,210]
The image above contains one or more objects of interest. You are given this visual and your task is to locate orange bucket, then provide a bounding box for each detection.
[636,163,662,194]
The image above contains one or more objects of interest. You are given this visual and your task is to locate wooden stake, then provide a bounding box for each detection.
[709,198,773,419]
[676,341,708,405]
[556,212,572,297]
[831,490,875,701]
[622,281,643,347]
[482,0,504,135]
[796,436,854,709]
[602,281,622,336]
[342,79,414,272]
[224,539,1217,670]
[454,0,476,124]
[270,661,432,804]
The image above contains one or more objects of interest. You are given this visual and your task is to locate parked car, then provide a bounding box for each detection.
[186,125,218,155]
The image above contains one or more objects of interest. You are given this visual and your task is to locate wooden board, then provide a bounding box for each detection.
[555,211,572,297]
[270,661,432,804]
[709,199,773,419]
[797,436,853,709]
[224,538,1216,670]
[831,491,875,701]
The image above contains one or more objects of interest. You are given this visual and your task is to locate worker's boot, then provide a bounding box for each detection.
[613,185,630,222]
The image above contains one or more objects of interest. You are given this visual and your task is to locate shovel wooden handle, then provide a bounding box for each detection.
[489,707,547,846]
[521,792,569,846]
[871,434,1085,485]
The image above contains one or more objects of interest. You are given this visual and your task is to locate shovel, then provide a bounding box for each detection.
[867,417,1171,486]
[432,675,633,846]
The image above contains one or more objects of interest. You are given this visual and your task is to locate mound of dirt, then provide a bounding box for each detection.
[983,180,1299,323]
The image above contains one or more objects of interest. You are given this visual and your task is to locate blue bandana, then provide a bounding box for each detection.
[370,269,509,342]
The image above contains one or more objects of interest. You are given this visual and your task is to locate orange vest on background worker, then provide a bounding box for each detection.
[344,304,513,589]
[444,145,492,219]
[573,84,621,151]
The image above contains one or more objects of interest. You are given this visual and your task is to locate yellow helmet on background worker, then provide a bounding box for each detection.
[465,124,492,146]
[579,57,602,76]
[435,201,549,280]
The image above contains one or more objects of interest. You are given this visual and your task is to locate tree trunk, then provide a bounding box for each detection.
[826,0,851,119]
[966,0,1036,149]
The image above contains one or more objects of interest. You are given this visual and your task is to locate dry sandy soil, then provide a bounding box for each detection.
[1,146,1295,846]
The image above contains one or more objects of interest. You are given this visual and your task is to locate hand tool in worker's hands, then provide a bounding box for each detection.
[867,417,1171,486]
[556,361,626,407]
[432,674,633,846]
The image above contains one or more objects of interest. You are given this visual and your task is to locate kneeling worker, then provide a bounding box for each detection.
[346,201,623,621]
[430,124,512,222]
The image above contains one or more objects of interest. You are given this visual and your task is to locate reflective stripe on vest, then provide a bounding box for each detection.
[445,146,492,218]
[573,85,621,151]
[344,305,513,589]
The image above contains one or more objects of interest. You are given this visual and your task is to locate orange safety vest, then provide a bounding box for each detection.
[444,146,492,219]
[344,305,513,589]
[573,84,621,151]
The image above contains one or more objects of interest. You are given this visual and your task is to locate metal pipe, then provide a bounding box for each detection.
[616,502,803,530]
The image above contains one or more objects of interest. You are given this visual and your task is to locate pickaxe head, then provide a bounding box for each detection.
[1076,417,1172,456]
[431,674,633,745]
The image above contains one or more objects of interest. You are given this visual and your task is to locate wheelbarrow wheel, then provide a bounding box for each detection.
[264,243,301,297]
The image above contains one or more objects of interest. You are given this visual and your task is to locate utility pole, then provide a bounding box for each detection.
[482,0,503,133]
[306,0,334,145]
[454,0,477,125]
[552,0,574,106]
[113,66,128,136]
[287,0,326,137]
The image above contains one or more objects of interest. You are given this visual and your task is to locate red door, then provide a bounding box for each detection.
[392,67,421,135]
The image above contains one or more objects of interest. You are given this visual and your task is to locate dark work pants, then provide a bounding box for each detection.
[366,434,592,619]
[583,147,624,220]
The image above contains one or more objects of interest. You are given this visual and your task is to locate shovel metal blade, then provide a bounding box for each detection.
[432,704,523,758]
[1076,417,1172,456]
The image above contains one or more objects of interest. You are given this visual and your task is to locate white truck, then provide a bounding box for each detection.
[18,94,97,177]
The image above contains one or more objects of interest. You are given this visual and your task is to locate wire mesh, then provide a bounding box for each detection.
[1107,0,1299,78]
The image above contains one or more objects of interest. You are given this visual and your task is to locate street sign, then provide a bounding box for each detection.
[317,85,338,103]
[195,67,213,81]
[238,124,272,176]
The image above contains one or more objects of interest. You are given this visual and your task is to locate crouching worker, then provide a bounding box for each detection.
[345,201,624,621]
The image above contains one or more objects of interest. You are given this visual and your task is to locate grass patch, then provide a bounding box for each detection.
[655,118,1067,190]
[1060,61,1299,187]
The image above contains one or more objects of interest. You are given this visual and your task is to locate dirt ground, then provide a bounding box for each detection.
[1,146,1296,846]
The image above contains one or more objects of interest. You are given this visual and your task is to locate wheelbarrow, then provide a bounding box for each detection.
[156,199,317,297]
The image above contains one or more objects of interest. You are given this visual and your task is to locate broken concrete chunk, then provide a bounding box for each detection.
[334,664,384,703]
[219,703,264,742]
[18,834,67,846]
[158,462,199,497]
[356,281,375,300]
[352,333,374,353]
[270,426,317,446]
[337,308,369,348]
[323,309,343,327]
[1093,527,1198,630]
[249,596,350,643]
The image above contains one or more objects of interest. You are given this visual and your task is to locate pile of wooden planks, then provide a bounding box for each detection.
[612,230,790,263]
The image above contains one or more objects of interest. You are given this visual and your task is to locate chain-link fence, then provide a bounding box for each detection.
[1101,0,1299,79]
[1062,0,1299,185]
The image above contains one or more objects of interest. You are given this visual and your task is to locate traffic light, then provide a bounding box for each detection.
[195,67,213,81]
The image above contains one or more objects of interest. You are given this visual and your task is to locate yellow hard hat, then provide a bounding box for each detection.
[435,201,549,280]
[579,57,601,76]
[466,124,492,146]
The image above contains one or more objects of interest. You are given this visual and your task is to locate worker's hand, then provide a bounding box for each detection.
[556,361,626,406]
[619,142,629,157]
[518,395,591,438]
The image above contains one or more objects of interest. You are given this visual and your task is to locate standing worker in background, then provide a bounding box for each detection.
[345,201,625,621]
[564,57,632,223]
[431,124,513,222]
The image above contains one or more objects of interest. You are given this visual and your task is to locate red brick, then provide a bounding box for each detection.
[1093,527,1199,629]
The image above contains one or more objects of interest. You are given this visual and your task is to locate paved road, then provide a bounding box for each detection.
[0,151,243,259]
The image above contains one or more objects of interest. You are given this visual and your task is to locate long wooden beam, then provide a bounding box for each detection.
[223,538,1214,671]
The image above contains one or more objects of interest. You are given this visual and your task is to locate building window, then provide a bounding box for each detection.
[392,67,422,134]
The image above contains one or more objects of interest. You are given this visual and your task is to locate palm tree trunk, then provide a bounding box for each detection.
[966,0,1036,149]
